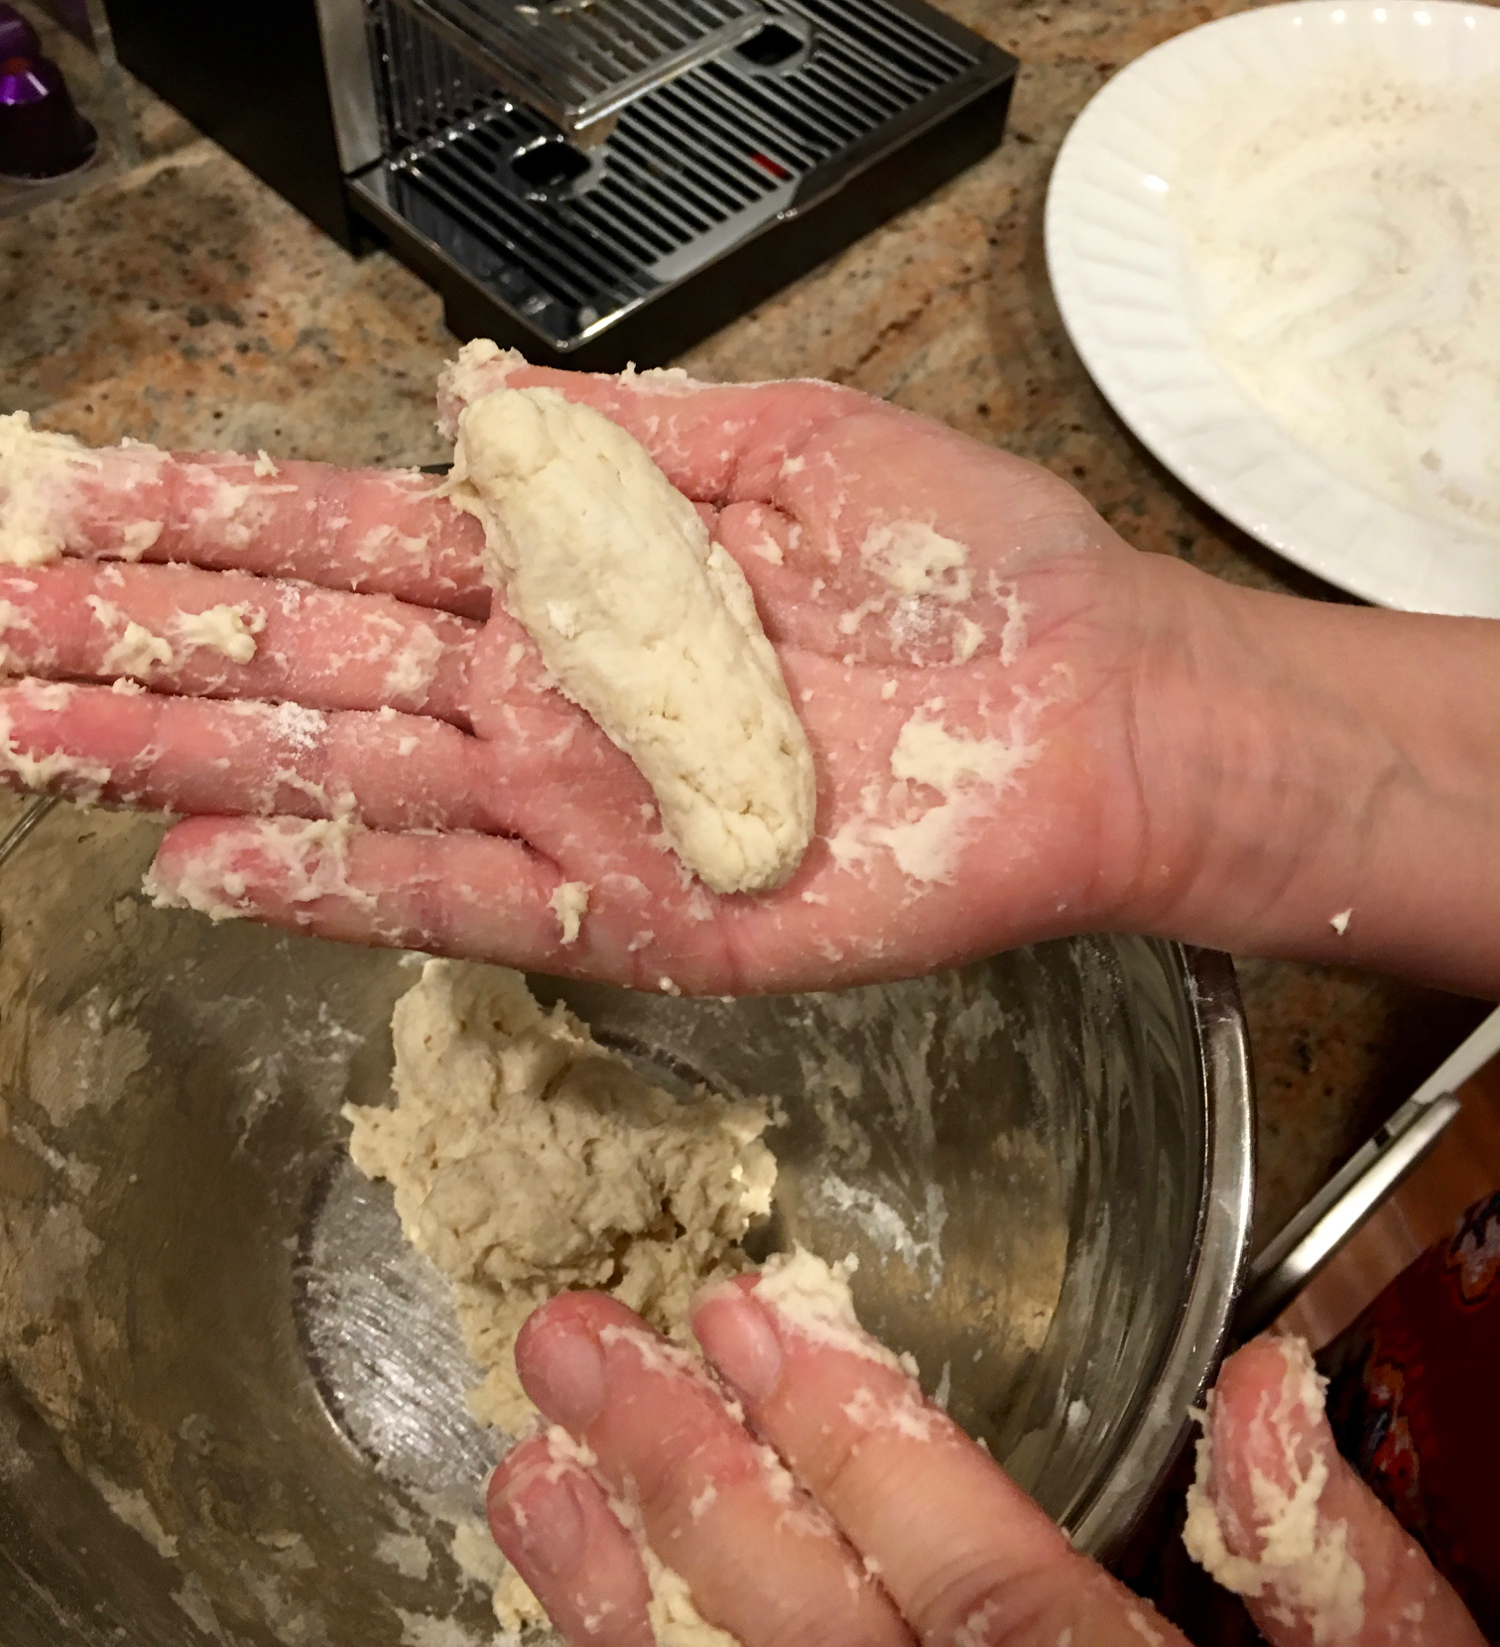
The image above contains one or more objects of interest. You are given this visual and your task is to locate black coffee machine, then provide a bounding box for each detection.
[106,0,1017,368]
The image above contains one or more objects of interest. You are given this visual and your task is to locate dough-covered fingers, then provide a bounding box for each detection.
[148,817,608,969]
[0,678,504,830]
[488,1436,656,1647]
[0,562,477,724]
[690,1273,1186,1647]
[1185,1337,1485,1647]
[147,805,758,987]
[0,420,490,615]
[510,1292,912,1647]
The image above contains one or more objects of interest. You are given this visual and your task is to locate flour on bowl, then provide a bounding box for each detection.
[1172,58,1500,536]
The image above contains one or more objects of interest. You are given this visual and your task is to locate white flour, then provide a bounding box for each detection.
[1173,58,1500,535]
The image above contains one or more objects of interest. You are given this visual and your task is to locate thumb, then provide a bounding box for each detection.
[1184,1335,1484,1647]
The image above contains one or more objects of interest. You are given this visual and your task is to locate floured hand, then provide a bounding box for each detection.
[485,1282,1485,1647]
[0,357,1173,993]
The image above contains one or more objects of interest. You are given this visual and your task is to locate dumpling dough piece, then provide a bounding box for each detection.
[448,387,816,895]
[344,959,777,1433]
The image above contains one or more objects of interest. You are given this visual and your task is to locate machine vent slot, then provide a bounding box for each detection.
[801,0,974,85]
[372,0,510,148]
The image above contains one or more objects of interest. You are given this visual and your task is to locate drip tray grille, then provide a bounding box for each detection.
[388,0,768,135]
[351,0,1015,362]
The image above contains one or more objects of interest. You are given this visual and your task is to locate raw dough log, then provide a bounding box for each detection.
[344,959,776,1433]
[447,387,816,895]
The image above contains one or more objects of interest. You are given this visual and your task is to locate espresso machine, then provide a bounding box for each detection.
[105,0,1017,367]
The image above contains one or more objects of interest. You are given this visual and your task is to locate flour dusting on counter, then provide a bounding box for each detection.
[1173,60,1500,535]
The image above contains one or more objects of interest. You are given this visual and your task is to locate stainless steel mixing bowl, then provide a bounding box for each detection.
[0,793,1253,1646]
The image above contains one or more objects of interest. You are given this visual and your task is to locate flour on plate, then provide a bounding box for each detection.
[1173,59,1500,536]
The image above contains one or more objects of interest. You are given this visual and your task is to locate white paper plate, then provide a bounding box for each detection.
[1045,1,1500,615]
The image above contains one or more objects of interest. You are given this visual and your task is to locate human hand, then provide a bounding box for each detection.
[0,359,1176,993]
[9,353,1500,994]
[485,1281,1485,1647]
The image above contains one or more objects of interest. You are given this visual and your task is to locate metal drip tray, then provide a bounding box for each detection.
[388,0,768,137]
[353,0,1017,364]
[99,0,1017,374]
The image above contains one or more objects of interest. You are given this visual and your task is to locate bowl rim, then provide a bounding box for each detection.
[1070,942,1255,1557]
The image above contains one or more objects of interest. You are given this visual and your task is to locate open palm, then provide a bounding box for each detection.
[0,357,1158,992]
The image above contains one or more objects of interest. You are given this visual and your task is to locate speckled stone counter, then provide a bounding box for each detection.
[0,0,1487,1247]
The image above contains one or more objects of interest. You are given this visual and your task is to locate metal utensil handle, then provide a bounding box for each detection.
[1233,1090,1461,1341]
[0,796,54,871]
[1233,1002,1500,1341]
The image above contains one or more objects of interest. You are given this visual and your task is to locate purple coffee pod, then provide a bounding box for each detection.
[0,51,97,180]
[0,6,40,60]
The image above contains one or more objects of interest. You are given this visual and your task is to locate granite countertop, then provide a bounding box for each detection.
[0,0,1487,1246]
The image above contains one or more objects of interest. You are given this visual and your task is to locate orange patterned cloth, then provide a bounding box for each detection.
[1319,1190,1500,1638]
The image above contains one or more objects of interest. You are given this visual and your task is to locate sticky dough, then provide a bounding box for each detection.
[343,959,776,1434]
[345,962,948,1646]
[0,412,102,566]
[447,388,816,895]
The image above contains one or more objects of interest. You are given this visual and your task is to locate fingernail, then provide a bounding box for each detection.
[520,1316,606,1431]
[495,1473,585,1579]
[693,1290,783,1403]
